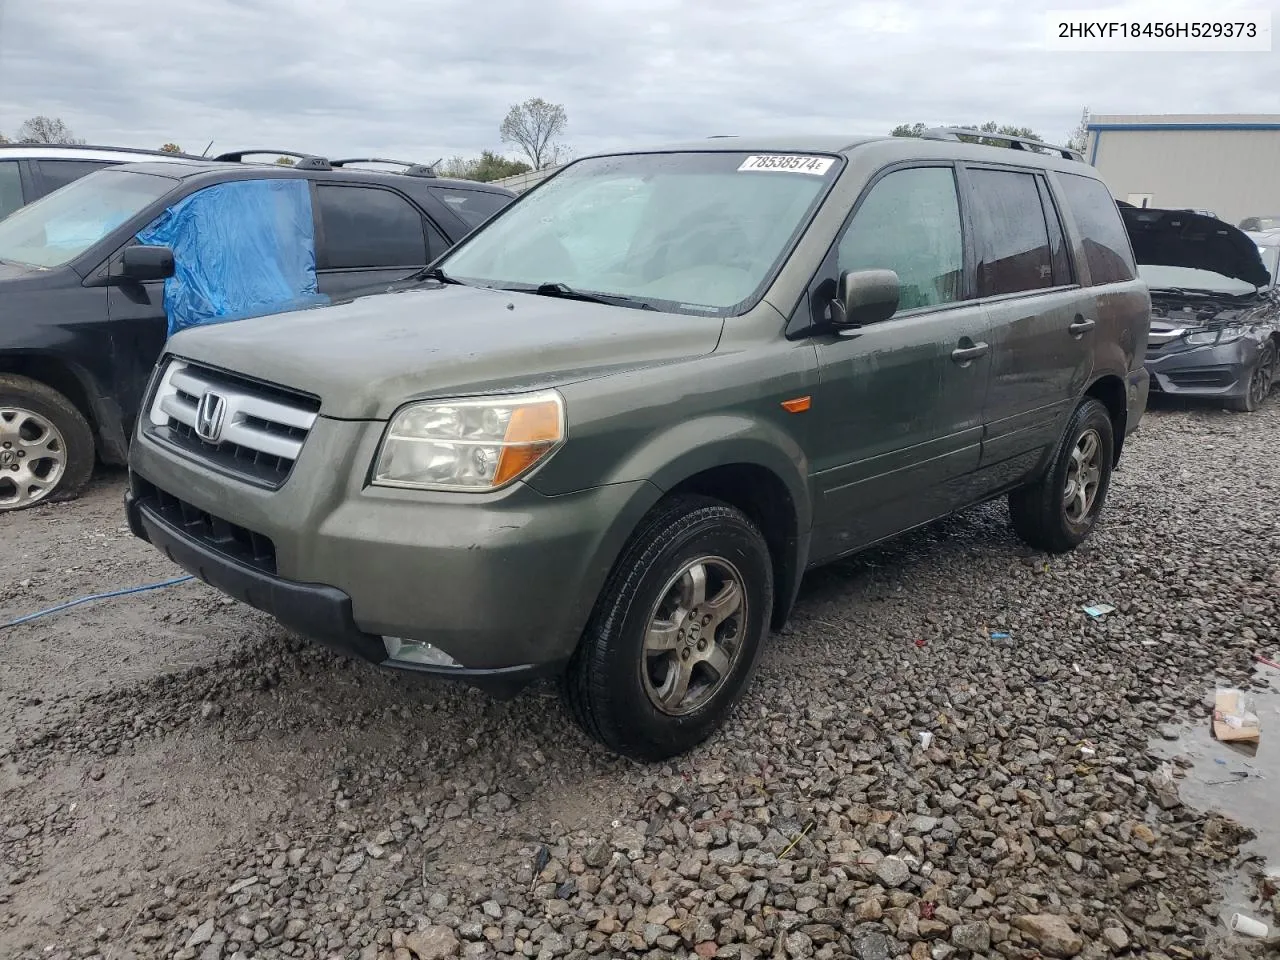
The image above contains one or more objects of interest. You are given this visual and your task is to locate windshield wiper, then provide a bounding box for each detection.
[519,282,655,310]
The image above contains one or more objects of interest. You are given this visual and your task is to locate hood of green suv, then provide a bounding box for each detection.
[165,283,726,419]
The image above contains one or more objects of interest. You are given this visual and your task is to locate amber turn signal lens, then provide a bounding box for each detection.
[781,396,811,413]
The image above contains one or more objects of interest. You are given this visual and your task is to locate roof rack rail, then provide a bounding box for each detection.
[919,127,1083,161]
[331,157,438,178]
[212,150,332,171]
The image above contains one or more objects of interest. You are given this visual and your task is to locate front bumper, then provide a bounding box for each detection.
[1144,339,1255,399]
[127,415,660,692]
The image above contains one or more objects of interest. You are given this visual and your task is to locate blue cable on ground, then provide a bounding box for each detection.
[0,575,195,630]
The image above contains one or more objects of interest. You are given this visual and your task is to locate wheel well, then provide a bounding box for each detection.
[668,463,799,629]
[1086,375,1127,463]
[0,354,98,433]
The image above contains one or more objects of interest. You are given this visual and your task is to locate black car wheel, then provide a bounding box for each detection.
[1009,397,1115,553]
[563,494,773,761]
[1228,340,1276,412]
[0,374,95,512]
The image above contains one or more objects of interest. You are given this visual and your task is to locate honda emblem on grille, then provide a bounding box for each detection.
[195,392,227,443]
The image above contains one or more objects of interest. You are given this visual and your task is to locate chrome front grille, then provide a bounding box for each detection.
[146,359,320,487]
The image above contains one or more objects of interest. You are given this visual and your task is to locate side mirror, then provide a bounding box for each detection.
[120,244,175,283]
[833,268,900,328]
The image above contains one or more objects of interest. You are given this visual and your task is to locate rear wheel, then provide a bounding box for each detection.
[1009,397,1115,553]
[0,374,95,512]
[563,495,773,761]
[1227,340,1276,412]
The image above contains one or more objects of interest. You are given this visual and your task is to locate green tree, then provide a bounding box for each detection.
[441,150,533,182]
[890,122,927,138]
[500,98,568,169]
[159,143,183,154]
[274,156,296,166]
[16,116,85,145]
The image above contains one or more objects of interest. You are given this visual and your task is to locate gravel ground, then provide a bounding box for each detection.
[2,401,1279,960]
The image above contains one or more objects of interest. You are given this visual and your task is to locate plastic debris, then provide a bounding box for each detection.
[1256,653,1280,670]
[1082,603,1116,619]
[914,638,927,648]
[918,731,934,749]
[1212,689,1261,745]
[1229,912,1270,939]
[990,631,1010,640]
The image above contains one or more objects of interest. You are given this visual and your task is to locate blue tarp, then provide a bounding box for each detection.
[136,179,329,336]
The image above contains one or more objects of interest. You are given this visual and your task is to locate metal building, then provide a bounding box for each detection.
[1086,114,1280,226]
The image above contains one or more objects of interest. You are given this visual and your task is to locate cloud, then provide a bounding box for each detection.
[0,0,1275,161]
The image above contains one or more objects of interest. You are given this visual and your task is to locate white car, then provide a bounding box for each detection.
[0,144,196,220]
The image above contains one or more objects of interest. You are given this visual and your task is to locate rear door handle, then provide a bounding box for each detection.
[1069,318,1097,336]
[951,342,990,364]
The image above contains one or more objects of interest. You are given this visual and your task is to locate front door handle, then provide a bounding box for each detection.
[1069,318,1097,336]
[951,342,990,364]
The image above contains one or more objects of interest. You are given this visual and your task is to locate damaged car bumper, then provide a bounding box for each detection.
[1144,337,1258,399]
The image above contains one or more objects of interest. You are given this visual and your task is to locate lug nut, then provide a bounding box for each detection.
[681,648,691,660]
[697,639,707,651]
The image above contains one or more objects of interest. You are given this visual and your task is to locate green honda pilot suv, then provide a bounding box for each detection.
[126,131,1150,761]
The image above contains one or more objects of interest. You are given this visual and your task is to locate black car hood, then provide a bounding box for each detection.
[1122,207,1271,288]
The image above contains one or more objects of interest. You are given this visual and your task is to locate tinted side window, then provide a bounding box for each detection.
[1058,174,1136,285]
[837,167,964,311]
[1036,177,1072,286]
[317,184,427,269]
[968,169,1053,297]
[0,161,22,220]
[36,159,114,193]
[433,188,511,230]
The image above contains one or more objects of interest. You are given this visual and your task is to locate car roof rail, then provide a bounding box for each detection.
[919,127,1083,161]
[212,149,333,171]
[330,157,439,178]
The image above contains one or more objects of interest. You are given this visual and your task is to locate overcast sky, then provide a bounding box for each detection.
[1,0,1276,163]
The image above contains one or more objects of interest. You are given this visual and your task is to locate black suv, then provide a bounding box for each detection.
[0,151,513,511]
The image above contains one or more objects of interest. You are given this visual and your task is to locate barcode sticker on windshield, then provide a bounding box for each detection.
[738,155,835,175]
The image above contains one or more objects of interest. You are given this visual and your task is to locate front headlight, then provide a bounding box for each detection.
[1183,325,1247,346]
[372,390,565,491]
[1183,329,1219,345]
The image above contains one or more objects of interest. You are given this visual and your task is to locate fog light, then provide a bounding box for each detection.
[383,637,462,668]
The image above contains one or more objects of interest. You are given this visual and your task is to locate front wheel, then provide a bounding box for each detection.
[1009,398,1115,553]
[1227,340,1276,412]
[563,495,774,761]
[0,374,95,512]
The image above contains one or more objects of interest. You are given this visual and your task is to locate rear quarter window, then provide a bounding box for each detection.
[432,188,512,230]
[36,158,116,194]
[1058,173,1136,285]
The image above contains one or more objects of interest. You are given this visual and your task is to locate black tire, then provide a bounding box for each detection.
[563,494,774,762]
[0,374,95,512]
[1227,340,1276,413]
[1009,398,1115,554]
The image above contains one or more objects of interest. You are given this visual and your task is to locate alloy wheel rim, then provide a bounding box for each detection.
[0,408,68,510]
[641,555,748,717]
[1063,428,1102,525]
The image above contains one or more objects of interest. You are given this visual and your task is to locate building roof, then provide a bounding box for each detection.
[1089,114,1280,131]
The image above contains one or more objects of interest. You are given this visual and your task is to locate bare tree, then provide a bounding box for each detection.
[500,98,568,170]
[16,116,85,145]
[1065,107,1090,154]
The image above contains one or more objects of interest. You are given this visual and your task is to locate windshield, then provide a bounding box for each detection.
[0,168,175,268]
[439,151,840,315]
[1139,263,1262,296]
